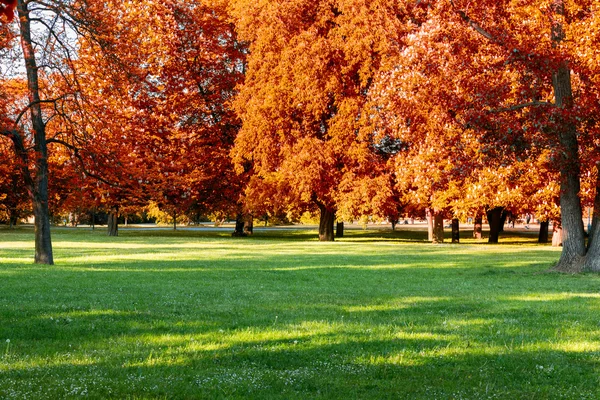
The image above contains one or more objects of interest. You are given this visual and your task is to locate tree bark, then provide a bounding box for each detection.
[426,208,434,242]
[487,207,504,244]
[552,220,563,247]
[243,215,253,235]
[17,0,53,264]
[107,206,119,236]
[584,168,600,270]
[451,218,460,243]
[539,221,549,243]
[233,213,246,236]
[318,205,335,242]
[473,214,483,239]
[432,209,444,244]
[336,221,344,238]
[499,210,508,232]
[551,0,586,271]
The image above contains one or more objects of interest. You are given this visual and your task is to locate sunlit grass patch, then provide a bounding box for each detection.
[0,227,599,398]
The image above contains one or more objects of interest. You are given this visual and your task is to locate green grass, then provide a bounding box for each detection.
[1,226,599,399]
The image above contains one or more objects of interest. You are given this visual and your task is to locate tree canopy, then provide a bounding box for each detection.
[0,0,599,272]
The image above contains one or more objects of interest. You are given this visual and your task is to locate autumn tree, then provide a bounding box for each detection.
[70,0,245,236]
[431,0,600,270]
[230,0,412,241]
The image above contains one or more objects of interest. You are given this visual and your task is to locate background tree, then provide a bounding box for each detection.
[230,0,410,241]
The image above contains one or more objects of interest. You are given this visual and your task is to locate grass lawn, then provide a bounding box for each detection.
[1,226,599,399]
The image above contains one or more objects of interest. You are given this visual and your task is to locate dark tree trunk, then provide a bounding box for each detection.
[233,214,246,237]
[336,221,344,238]
[539,221,549,243]
[552,220,563,247]
[426,208,434,242]
[499,210,508,232]
[391,220,397,231]
[244,215,253,235]
[9,210,17,229]
[17,1,53,264]
[473,214,483,239]
[173,211,177,231]
[432,210,444,244]
[318,205,335,242]
[451,218,460,243]
[107,206,119,237]
[487,207,504,244]
[551,1,586,271]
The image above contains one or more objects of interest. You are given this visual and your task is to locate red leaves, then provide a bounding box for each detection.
[0,0,15,22]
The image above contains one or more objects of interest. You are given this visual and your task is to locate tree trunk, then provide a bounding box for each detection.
[487,207,504,244]
[499,210,508,232]
[173,210,177,231]
[584,167,600,270]
[17,0,53,264]
[107,206,118,237]
[473,214,483,239]
[539,221,549,243]
[336,221,344,238]
[8,209,17,229]
[552,220,563,247]
[551,1,586,271]
[243,215,253,235]
[451,218,460,243]
[318,205,335,242]
[233,213,246,236]
[432,209,444,244]
[426,208,434,242]
[391,220,397,231]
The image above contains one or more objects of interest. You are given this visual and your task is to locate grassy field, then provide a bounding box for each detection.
[0,226,599,399]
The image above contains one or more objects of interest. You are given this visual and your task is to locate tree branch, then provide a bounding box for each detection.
[14,95,67,126]
[46,137,117,187]
[450,1,497,43]
[489,101,554,113]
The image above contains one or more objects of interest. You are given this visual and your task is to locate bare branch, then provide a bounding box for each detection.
[14,95,67,126]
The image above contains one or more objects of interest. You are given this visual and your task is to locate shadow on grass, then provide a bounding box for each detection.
[2,291,600,398]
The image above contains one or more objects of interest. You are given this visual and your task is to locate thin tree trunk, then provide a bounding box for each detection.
[173,210,177,231]
[107,205,118,236]
[473,214,483,239]
[9,208,17,229]
[336,221,344,238]
[17,0,53,264]
[426,208,434,242]
[318,205,335,242]
[487,207,504,244]
[451,218,460,243]
[432,210,444,244]
[539,221,549,243]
